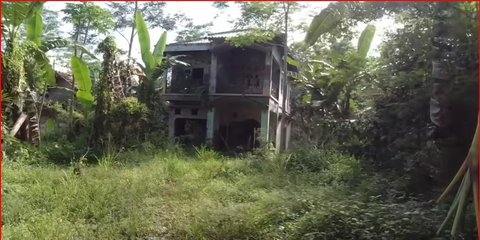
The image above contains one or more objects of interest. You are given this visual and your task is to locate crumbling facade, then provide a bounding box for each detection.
[163,31,295,152]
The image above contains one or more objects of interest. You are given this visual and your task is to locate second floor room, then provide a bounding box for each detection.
[163,30,298,102]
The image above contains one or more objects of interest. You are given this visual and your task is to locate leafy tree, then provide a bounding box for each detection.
[62,2,112,135]
[211,2,230,10]
[175,21,213,42]
[42,9,63,39]
[304,2,478,236]
[62,2,114,58]
[92,37,117,146]
[234,2,280,30]
[108,2,186,60]
[222,2,299,47]
[2,2,59,144]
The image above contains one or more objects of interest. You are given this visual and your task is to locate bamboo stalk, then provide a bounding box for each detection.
[437,173,467,235]
[451,173,471,236]
[437,159,468,203]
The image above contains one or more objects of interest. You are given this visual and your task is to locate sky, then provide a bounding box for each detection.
[44,2,400,71]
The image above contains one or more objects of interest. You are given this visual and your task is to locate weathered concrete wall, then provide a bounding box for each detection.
[216,48,266,94]
[168,106,208,138]
[168,51,210,94]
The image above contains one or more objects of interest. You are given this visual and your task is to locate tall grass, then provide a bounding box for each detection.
[3,148,452,239]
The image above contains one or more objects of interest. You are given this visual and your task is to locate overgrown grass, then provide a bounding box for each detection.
[2,147,456,240]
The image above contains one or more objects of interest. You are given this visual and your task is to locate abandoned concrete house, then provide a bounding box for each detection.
[163,30,297,152]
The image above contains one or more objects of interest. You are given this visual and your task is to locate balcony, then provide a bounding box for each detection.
[214,47,266,95]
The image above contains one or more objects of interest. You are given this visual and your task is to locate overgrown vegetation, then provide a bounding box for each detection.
[4,148,464,240]
[2,1,478,239]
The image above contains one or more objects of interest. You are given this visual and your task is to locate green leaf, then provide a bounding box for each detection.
[153,31,167,66]
[287,56,299,68]
[135,12,155,74]
[72,44,98,60]
[45,118,55,135]
[357,24,376,59]
[2,2,30,28]
[25,3,43,46]
[43,64,56,86]
[41,38,69,52]
[71,56,94,110]
[40,38,98,59]
[76,91,94,110]
[305,4,345,46]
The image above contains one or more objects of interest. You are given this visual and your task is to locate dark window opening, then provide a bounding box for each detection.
[191,108,198,115]
[175,108,181,115]
[192,68,204,84]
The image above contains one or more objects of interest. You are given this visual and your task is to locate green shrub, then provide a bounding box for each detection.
[40,139,89,165]
[288,197,449,240]
[2,137,47,165]
[289,148,361,185]
[194,145,219,161]
[288,147,328,172]
[109,97,149,147]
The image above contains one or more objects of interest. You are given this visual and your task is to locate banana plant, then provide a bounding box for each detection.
[431,3,478,237]
[302,24,376,118]
[2,2,47,92]
[2,2,43,47]
[135,11,167,107]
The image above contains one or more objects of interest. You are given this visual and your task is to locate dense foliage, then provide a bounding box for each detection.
[1,2,478,239]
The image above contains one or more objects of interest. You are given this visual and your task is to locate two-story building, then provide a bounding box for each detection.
[163,30,296,152]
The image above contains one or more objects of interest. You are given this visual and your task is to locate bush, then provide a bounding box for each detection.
[289,148,360,185]
[288,197,449,240]
[194,145,220,162]
[2,136,48,165]
[288,147,329,172]
[109,97,148,147]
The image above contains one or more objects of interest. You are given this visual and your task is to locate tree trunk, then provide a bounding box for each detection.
[79,21,91,60]
[127,1,139,62]
[68,27,82,138]
[280,3,290,150]
[430,2,454,129]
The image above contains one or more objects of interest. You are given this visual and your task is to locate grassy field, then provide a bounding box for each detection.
[2,147,450,240]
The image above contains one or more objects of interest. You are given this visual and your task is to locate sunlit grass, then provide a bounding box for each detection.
[2,149,448,239]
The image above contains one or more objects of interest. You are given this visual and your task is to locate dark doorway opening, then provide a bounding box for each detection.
[174,118,206,146]
[218,119,260,153]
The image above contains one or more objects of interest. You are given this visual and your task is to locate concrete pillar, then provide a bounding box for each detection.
[260,110,270,143]
[285,119,292,150]
[206,107,215,145]
[275,114,283,151]
[209,52,217,94]
[264,51,272,96]
[168,112,175,138]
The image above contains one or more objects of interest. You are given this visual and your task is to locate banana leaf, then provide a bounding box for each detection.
[71,56,93,110]
[357,25,376,59]
[305,4,345,46]
[153,31,167,66]
[25,3,43,46]
[135,12,155,75]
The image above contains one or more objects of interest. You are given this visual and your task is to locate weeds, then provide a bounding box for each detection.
[3,148,458,240]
